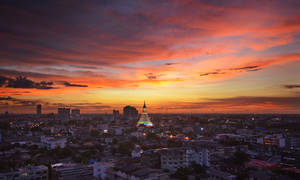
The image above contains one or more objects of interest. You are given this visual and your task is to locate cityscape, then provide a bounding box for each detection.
[1,0,300,180]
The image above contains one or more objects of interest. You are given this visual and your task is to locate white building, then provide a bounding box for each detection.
[159,147,210,171]
[41,136,67,150]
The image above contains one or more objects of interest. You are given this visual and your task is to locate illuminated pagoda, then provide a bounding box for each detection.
[137,101,153,127]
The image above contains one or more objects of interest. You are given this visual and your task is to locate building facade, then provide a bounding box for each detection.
[123,105,138,122]
[0,165,48,180]
[58,108,70,122]
[51,163,93,180]
[71,109,80,120]
[159,147,210,171]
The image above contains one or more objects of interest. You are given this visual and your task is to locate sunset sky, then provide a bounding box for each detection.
[1,0,300,113]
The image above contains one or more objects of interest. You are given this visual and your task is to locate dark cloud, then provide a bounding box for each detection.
[284,84,300,89]
[0,75,54,89]
[246,68,262,72]
[200,65,263,77]
[144,73,164,80]
[0,96,14,101]
[0,75,12,86]
[0,90,31,96]
[230,65,261,72]
[6,76,54,89]
[0,96,41,107]
[62,81,88,87]
[164,63,178,66]
[200,71,225,77]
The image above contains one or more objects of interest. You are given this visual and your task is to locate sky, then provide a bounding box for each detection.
[1,0,300,114]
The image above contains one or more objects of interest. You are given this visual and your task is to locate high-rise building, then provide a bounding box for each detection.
[58,108,70,122]
[113,110,120,122]
[36,104,42,115]
[71,109,80,120]
[123,106,138,120]
[137,101,153,127]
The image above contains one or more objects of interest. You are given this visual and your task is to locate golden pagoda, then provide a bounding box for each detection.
[137,101,153,127]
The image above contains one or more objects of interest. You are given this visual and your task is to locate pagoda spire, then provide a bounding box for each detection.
[137,100,153,127]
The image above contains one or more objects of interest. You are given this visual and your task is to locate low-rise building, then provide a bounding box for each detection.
[51,163,93,180]
[0,165,48,180]
[159,147,210,171]
[41,136,67,150]
[257,134,286,148]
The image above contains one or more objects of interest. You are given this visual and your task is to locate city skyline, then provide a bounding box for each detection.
[1,0,300,114]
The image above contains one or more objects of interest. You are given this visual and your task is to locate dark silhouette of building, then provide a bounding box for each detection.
[71,109,80,120]
[113,110,120,122]
[36,104,42,115]
[123,106,138,121]
[58,108,70,122]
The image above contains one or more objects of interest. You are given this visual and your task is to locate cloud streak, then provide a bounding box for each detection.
[284,84,300,89]
[62,81,88,87]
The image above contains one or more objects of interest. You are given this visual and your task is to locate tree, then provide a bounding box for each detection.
[96,144,103,152]
[147,132,160,141]
[171,167,189,180]
[171,163,206,180]
[117,141,135,155]
[167,139,182,148]
[91,130,99,137]
[190,162,206,174]
[232,151,249,166]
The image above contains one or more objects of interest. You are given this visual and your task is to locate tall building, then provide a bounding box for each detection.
[113,110,120,122]
[71,109,80,120]
[123,106,138,120]
[58,108,70,122]
[36,104,42,115]
[137,101,153,127]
